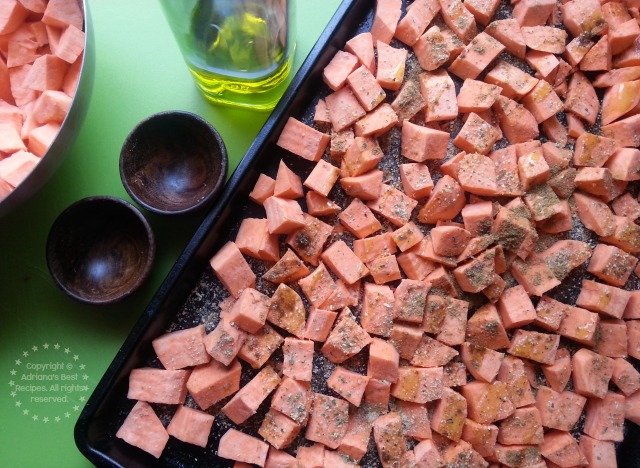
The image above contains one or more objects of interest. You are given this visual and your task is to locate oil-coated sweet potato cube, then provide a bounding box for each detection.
[612,192,640,220]
[187,359,241,410]
[116,401,169,459]
[461,342,504,383]
[460,419,498,458]
[453,247,496,293]
[388,323,423,361]
[536,385,586,432]
[605,148,640,182]
[488,146,523,196]
[128,368,190,405]
[347,65,386,112]
[533,296,568,332]
[526,50,559,81]
[302,307,337,343]
[338,198,382,239]
[372,412,409,468]
[588,243,638,287]
[457,79,501,113]
[296,443,325,467]
[486,61,538,100]
[268,284,306,337]
[282,338,313,381]
[391,366,444,403]
[497,355,536,408]
[353,232,397,264]
[303,160,339,197]
[298,263,337,307]
[328,366,370,407]
[413,25,450,71]
[249,174,275,205]
[461,381,514,424]
[365,378,392,408]
[391,79,426,123]
[222,366,280,424]
[321,308,372,364]
[368,183,418,227]
[341,169,384,202]
[576,279,631,319]
[209,241,256,298]
[227,287,270,333]
[376,41,407,91]
[418,175,466,224]
[401,120,449,162]
[236,218,279,263]
[627,320,640,360]
[438,0,477,43]
[167,405,214,448]
[593,319,628,359]
[498,407,544,446]
[237,324,284,369]
[484,18,525,59]
[493,95,540,145]
[600,215,640,253]
[573,133,617,168]
[338,406,377,462]
[540,348,571,393]
[508,329,559,365]
[397,244,437,281]
[556,304,599,346]
[430,225,472,257]
[443,361,467,388]
[400,163,434,199]
[259,409,302,450]
[204,320,246,366]
[306,393,349,449]
[573,192,615,238]
[572,348,615,399]
[368,337,400,383]
[270,377,311,426]
[456,152,498,195]
[449,32,505,80]
[435,297,469,346]
[464,0,500,26]
[411,334,459,368]
[521,80,563,124]
[465,303,510,350]
[322,240,369,285]
[277,117,329,162]
[430,386,467,441]
[510,257,560,296]
[263,250,309,285]
[153,325,209,370]
[612,358,640,396]
[419,69,458,121]
[361,283,395,337]
[393,278,429,323]
[453,113,500,155]
[390,400,431,441]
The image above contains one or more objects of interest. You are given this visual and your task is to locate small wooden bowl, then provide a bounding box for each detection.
[119,111,228,215]
[46,196,155,305]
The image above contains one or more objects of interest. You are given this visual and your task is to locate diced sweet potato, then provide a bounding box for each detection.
[187,359,241,410]
[116,401,169,459]
[277,117,329,162]
[306,393,349,449]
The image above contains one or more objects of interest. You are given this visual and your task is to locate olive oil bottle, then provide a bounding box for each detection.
[161,0,295,110]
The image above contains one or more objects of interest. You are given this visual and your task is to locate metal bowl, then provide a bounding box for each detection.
[0,0,94,217]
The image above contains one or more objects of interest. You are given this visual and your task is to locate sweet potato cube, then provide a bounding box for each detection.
[542,348,571,392]
[347,65,386,112]
[268,284,306,337]
[270,377,311,425]
[306,393,349,449]
[593,319,628,359]
[116,401,169,459]
[338,407,376,462]
[227,288,270,334]
[486,61,538,100]
[368,183,418,227]
[391,79,426,122]
[540,430,587,467]
[235,218,279,263]
[508,329,559,365]
[388,323,423,361]
[282,338,313,381]
[557,304,599,346]
[521,79,563,124]
[498,407,544,445]
[438,0,477,43]
[263,196,306,235]
[237,324,284,369]
[431,386,467,441]
[203,320,246,366]
[419,69,458,121]
[323,50,359,91]
[484,18,526,58]
[612,358,640,396]
[584,392,626,442]
[393,278,429,323]
[449,32,505,80]
[572,348,615,399]
[460,419,498,458]
[536,385,586,432]
[627,320,640,360]
[512,0,555,27]
[391,366,444,403]
[325,87,366,133]
[401,120,449,162]
[152,325,209,370]
[187,359,241,410]
[222,366,280,424]
[418,175,466,224]
[395,0,441,46]
[461,342,504,383]
[24,54,68,91]
[497,356,536,408]
[354,103,398,137]
[510,257,560,296]
[573,133,617,168]
[461,381,514,424]
[372,412,408,467]
[339,198,382,239]
[435,297,469,346]
[321,240,369,286]
[249,174,275,205]
[457,79,501,113]
[413,25,450,71]
[576,279,631,319]
[167,406,214,448]
[303,307,337,342]
[321,308,372,363]
[296,443,325,467]
[128,368,189,405]
[209,242,255,298]
[411,334,459,368]
[605,148,640,182]
[376,41,407,90]
[277,117,329,162]
[371,0,402,44]
[497,285,536,329]
[580,435,617,468]
[456,152,498,195]
[453,247,496,293]
[303,159,339,197]
[588,243,638,287]
[361,283,395,337]
[465,303,510,350]
[328,366,370,407]
[453,113,500,155]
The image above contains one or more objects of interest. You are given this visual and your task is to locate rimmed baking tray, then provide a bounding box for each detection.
[74,0,640,466]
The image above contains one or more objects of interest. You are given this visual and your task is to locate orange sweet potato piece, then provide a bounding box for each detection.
[116,401,169,459]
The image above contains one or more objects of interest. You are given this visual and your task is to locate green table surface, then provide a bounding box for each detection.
[0,1,341,466]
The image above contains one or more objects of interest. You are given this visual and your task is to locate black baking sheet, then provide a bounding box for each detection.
[74,0,640,466]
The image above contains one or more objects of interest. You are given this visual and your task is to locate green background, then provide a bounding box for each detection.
[0,1,340,466]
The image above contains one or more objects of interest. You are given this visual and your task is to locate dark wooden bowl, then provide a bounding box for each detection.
[46,196,155,305]
[119,110,228,215]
